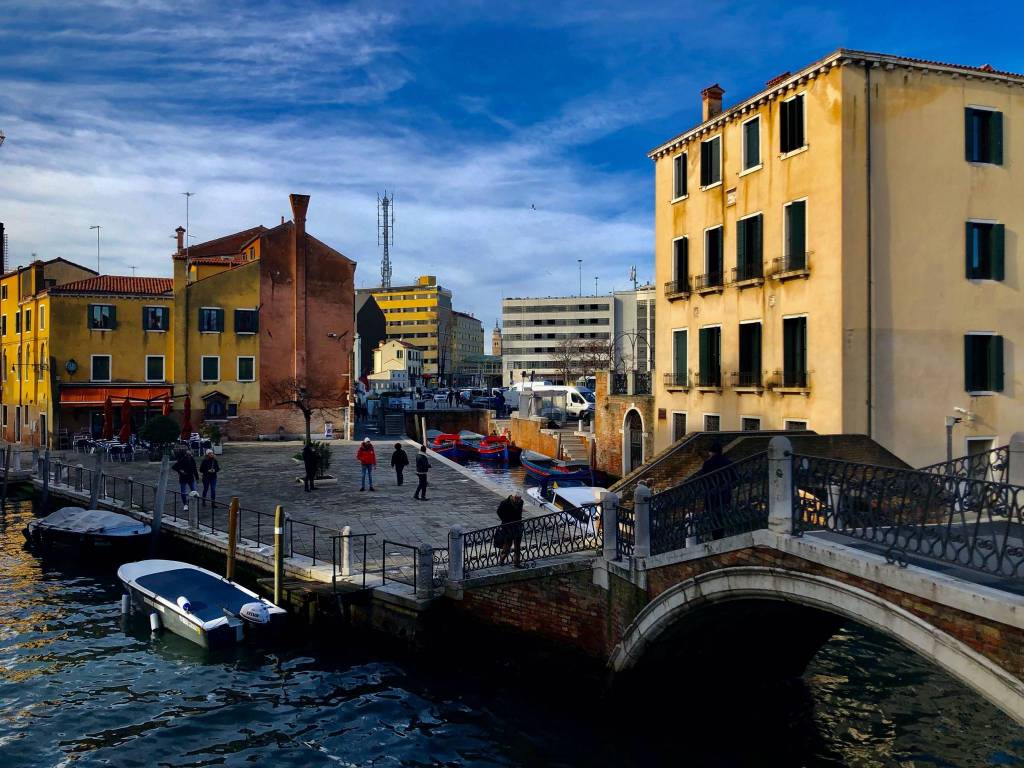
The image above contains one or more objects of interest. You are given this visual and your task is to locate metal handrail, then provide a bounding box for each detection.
[919,445,1009,485]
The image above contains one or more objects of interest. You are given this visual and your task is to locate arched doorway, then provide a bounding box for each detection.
[623,409,644,476]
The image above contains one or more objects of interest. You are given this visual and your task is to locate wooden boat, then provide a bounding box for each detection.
[426,430,459,459]
[526,480,607,536]
[456,430,485,460]
[24,506,151,553]
[481,433,522,462]
[520,450,606,484]
[476,440,509,462]
[118,559,286,649]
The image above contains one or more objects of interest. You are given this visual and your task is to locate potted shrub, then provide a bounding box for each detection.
[139,415,180,462]
[291,440,337,485]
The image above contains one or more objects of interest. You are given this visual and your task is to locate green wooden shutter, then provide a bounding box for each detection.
[964,108,974,161]
[673,331,687,380]
[216,308,225,331]
[109,305,117,329]
[752,323,762,377]
[964,335,974,391]
[700,142,709,186]
[990,111,1003,165]
[992,224,1005,280]
[753,215,763,274]
[787,202,806,266]
[991,336,1004,392]
[699,328,710,383]
[736,218,747,275]
[965,222,974,279]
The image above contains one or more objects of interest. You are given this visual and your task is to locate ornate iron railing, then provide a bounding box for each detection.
[792,455,1024,579]
[664,371,689,388]
[732,262,763,283]
[460,506,602,575]
[616,503,635,559]
[697,368,722,388]
[919,445,1009,484]
[432,547,450,587]
[770,252,810,275]
[649,452,770,555]
[664,278,690,296]
[732,370,762,388]
[611,373,629,395]
[632,371,652,395]
[694,271,724,291]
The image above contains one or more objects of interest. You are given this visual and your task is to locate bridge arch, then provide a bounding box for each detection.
[609,566,1024,723]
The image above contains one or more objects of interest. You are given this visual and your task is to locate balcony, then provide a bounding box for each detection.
[611,372,629,395]
[696,368,723,391]
[609,370,653,397]
[769,252,811,281]
[731,370,763,392]
[664,371,690,391]
[693,271,725,295]
[731,262,764,288]
[664,278,691,301]
[768,369,811,395]
[632,370,652,396]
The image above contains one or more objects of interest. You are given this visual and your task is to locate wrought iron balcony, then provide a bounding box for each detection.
[611,372,629,395]
[693,272,725,295]
[632,370,652,395]
[768,369,810,392]
[732,370,763,389]
[769,252,811,280]
[664,371,689,389]
[696,368,722,388]
[664,278,691,299]
[732,261,764,285]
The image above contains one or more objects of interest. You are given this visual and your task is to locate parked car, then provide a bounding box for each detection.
[471,396,497,409]
[432,392,450,403]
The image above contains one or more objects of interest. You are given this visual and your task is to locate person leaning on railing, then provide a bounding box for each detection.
[695,442,733,540]
[495,493,525,567]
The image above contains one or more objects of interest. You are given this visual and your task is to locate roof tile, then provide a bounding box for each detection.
[49,275,173,296]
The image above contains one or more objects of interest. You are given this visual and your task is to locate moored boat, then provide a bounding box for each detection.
[118,559,286,649]
[426,430,460,459]
[520,450,606,484]
[525,479,607,537]
[481,433,521,462]
[24,507,151,554]
[456,430,485,460]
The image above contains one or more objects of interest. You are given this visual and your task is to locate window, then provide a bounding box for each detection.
[199,307,225,333]
[88,304,116,330]
[784,200,807,270]
[700,136,721,187]
[38,343,45,380]
[741,417,761,431]
[698,326,721,387]
[672,330,687,387]
[143,306,170,331]
[672,152,687,199]
[705,226,724,284]
[965,221,1004,280]
[234,308,259,334]
[91,355,111,382]
[965,107,1003,165]
[964,334,1003,393]
[736,214,763,280]
[39,306,45,330]
[672,237,688,290]
[780,94,805,153]
[23,309,31,332]
[742,116,761,170]
[145,355,165,382]
[672,412,687,442]
[15,312,20,333]
[1,315,6,336]
[396,349,404,359]
[738,322,762,387]
[201,356,220,382]
[784,420,808,431]
[227,403,238,418]
[704,414,721,432]
[1,285,6,300]
[783,317,808,388]
[237,356,255,382]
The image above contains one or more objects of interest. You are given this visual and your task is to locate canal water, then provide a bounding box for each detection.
[2,497,1022,767]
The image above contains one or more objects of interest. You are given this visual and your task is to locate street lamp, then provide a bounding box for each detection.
[89,225,101,272]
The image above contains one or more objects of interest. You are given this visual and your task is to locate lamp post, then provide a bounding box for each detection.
[89,225,101,272]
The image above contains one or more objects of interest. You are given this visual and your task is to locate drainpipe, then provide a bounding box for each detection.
[864,62,874,438]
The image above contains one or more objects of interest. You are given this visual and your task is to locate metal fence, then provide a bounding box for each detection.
[381,539,448,592]
[792,454,1024,579]
[616,503,635,559]
[648,452,769,555]
[919,445,1009,485]
[460,505,602,576]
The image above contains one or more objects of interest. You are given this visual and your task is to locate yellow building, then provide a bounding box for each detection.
[362,275,453,383]
[650,49,1024,468]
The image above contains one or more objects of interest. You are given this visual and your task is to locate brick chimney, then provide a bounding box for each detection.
[701,84,725,121]
[290,194,311,380]
[175,226,185,255]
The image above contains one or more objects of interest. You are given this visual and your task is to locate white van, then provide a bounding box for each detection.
[525,385,595,419]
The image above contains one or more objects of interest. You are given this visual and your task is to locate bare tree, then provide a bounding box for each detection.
[579,339,615,380]
[264,377,347,444]
[553,337,586,385]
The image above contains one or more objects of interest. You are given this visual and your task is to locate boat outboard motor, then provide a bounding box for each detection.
[239,601,270,625]
[176,596,192,613]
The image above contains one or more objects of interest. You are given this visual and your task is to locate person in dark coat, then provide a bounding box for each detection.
[494,390,506,419]
[302,441,319,492]
[391,442,409,486]
[413,445,430,500]
[171,448,199,509]
[199,449,220,506]
[495,493,525,566]
[695,442,733,540]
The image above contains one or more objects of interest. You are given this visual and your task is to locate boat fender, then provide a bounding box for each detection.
[239,601,270,625]
[149,612,161,632]
[176,596,192,613]
[121,593,131,615]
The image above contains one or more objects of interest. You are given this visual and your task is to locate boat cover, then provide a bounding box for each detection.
[35,507,150,537]
[520,450,553,463]
[135,567,256,624]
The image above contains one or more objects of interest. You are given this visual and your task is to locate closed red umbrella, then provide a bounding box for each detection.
[162,394,171,417]
[101,396,114,440]
[180,394,193,440]
[119,397,132,443]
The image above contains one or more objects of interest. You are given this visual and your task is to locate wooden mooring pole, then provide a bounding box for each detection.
[226,497,239,580]
[273,505,284,604]
[1,445,11,505]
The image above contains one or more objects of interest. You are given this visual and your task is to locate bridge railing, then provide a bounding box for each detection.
[918,445,1009,485]
[792,454,1024,579]
[647,452,770,556]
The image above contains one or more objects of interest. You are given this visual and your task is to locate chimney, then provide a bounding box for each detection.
[289,194,311,380]
[701,84,725,121]
[175,226,185,255]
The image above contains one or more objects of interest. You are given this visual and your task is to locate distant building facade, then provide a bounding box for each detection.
[355,293,386,381]
[368,339,422,392]
[451,310,484,381]
[491,321,502,356]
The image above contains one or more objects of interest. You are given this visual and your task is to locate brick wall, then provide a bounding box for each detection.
[223,407,347,440]
[403,409,491,441]
[593,372,655,478]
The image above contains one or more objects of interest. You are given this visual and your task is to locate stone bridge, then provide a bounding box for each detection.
[443,437,1024,725]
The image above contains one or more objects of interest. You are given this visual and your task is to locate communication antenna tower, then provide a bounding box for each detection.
[377,191,394,289]
[629,265,638,290]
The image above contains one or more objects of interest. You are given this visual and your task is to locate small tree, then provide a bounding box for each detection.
[264,377,346,444]
[140,415,180,458]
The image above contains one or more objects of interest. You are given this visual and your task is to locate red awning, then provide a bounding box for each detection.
[60,386,172,407]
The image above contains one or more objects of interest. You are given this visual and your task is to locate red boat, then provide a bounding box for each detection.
[481,433,522,462]
[426,430,459,459]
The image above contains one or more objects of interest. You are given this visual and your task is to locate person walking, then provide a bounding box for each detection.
[171,448,199,510]
[199,449,220,506]
[495,493,525,567]
[413,445,430,500]
[357,437,377,491]
[390,442,409,486]
[695,442,734,541]
[446,388,454,407]
[494,389,506,419]
[302,441,319,492]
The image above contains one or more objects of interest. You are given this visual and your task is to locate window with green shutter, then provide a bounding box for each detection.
[700,136,721,187]
[199,307,224,332]
[673,237,689,291]
[780,95,805,153]
[783,317,807,388]
[784,201,807,270]
[88,304,116,330]
[743,117,761,170]
[738,323,762,387]
[673,153,687,198]
[965,107,1003,165]
[965,221,1004,280]
[964,334,1003,392]
[672,330,687,386]
[699,327,721,387]
[705,227,724,284]
[736,215,763,280]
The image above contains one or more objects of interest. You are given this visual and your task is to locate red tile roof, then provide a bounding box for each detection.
[173,226,267,260]
[49,275,173,296]
[188,256,245,266]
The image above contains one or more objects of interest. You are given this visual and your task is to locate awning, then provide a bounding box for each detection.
[60,386,173,407]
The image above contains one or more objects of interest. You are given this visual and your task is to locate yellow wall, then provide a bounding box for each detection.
[371,276,453,376]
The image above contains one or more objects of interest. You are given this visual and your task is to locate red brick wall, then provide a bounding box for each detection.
[223,406,347,440]
[593,373,655,478]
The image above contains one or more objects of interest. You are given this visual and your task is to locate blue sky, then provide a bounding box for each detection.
[1,1,1022,337]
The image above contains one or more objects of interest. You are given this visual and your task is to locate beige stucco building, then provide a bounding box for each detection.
[650,49,1024,468]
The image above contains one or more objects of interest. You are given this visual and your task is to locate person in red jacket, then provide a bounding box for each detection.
[356,437,377,492]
